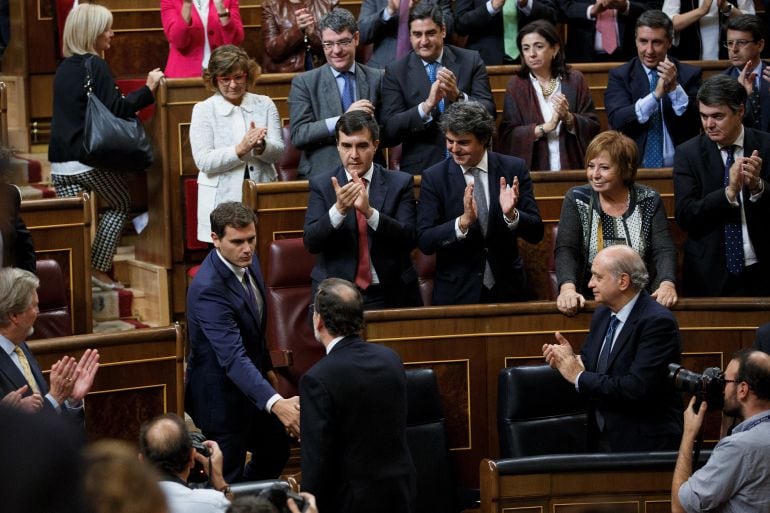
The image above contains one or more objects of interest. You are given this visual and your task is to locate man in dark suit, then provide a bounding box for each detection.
[754,321,770,353]
[455,0,557,66]
[674,75,770,297]
[1,147,35,273]
[605,10,701,168]
[722,15,769,133]
[381,4,495,175]
[303,111,420,309]
[558,0,661,63]
[543,245,683,452]
[417,101,543,305]
[289,9,384,178]
[358,0,454,69]
[0,267,99,416]
[186,202,300,483]
[300,278,415,513]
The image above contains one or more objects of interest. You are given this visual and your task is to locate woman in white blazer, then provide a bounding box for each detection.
[190,44,283,242]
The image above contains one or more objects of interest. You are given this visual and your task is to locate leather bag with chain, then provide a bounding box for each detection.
[81,56,153,172]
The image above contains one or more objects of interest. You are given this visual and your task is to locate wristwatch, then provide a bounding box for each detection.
[218,8,230,17]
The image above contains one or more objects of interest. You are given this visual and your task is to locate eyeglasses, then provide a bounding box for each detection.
[321,38,354,50]
[216,73,247,85]
[723,39,755,49]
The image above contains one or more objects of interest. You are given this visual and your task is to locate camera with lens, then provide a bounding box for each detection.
[188,431,210,484]
[259,484,309,513]
[668,363,725,410]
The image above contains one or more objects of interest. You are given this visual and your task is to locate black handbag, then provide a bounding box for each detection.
[81,56,153,172]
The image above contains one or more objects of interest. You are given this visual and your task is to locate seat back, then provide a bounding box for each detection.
[265,238,323,397]
[547,224,559,300]
[31,259,72,339]
[276,125,300,182]
[183,178,208,251]
[497,365,588,458]
[405,368,457,513]
[412,250,435,307]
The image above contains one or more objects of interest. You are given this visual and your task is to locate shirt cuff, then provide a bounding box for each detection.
[45,393,61,411]
[725,188,741,207]
[65,398,84,410]
[486,0,498,15]
[265,393,282,413]
[635,93,658,123]
[367,208,380,230]
[382,7,394,20]
[668,85,688,116]
[520,0,533,15]
[325,116,340,135]
[574,371,583,392]
[455,217,468,239]
[329,204,346,228]
[418,103,433,122]
[750,180,765,201]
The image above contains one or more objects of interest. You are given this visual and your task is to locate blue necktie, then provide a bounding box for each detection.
[596,315,620,374]
[340,71,354,112]
[426,62,445,113]
[643,70,664,168]
[243,271,261,317]
[722,145,745,275]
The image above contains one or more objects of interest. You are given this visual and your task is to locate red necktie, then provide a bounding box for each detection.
[354,179,372,290]
[596,9,618,55]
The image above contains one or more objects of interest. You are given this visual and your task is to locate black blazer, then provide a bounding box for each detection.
[416,151,543,305]
[673,129,770,296]
[722,62,770,133]
[605,56,702,163]
[300,335,415,513]
[303,164,420,307]
[0,183,35,273]
[381,45,495,175]
[454,0,557,65]
[578,291,683,451]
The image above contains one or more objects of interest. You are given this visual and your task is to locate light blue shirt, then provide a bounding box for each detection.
[324,64,358,134]
[634,66,688,167]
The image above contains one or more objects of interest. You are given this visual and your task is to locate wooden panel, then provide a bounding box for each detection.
[30,324,185,442]
[22,196,93,335]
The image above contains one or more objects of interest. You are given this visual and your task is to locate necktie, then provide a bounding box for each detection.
[502,0,519,61]
[643,70,664,168]
[426,62,445,113]
[395,0,411,59]
[242,271,263,318]
[354,178,372,290]
[340,71,355,112]
[471,168,495,289]
[722,145,745,275]
[596,8,618,55]
[596,315,620,374]
[750,85,762,130]
[14,346,41,395]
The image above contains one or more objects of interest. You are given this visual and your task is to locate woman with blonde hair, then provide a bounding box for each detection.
[48,3,163,289]
[190,44,283,242]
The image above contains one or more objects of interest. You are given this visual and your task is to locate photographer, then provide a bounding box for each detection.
[139,413,231,513]
[671,349,770,513]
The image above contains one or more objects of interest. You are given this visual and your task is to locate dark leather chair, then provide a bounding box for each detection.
[547,224,559,301]
[264,238,323,397]
[276,125,300,182]
[497,364,589,458]
[405,368,459,513]
[31,259,72,340]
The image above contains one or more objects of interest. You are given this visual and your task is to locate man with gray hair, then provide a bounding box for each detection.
[674,74,770,297]
[0,267,99,416]
[289,8,384,178]
[416,100,543,305]
[543,245,683,452]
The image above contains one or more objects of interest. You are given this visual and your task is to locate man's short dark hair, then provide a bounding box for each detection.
[636,10,674,41]
[734,349,770,402]
[227,496,279,513]
[439,101,495,147]
[697,75,747,113]
[319,8,358,34]
[335,110,379,142]
[138,413,192,477]
[210,202,257,239]
[314,278,364,337]
[727,14,766,43]
[409,3,444,29]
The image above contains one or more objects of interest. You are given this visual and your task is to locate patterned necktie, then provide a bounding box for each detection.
[242,271,263,318]
[14,346,41,395]
[426,62,445,113]
[340,71,355,112]
[750,85,762,130]
[502,0,519,60]
[596,9,618,55]
[596,315,620,374]
[471,168,495,289]
[722,145,745,275]
[643,70,664,168]
[354,178,372,290]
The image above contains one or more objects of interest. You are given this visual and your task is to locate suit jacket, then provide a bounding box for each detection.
[0,183,35,273]
[754,321,770,354]
[559,0,662,62]
[455,0,557,65]
[722,62,770,133]
[289,63,383,178]
[300,335,415,513]
[578,291,683,452]
[303,164,420,307]
[416,152,544,305]
[605,56,702,163]
[381,45,495,175]
[185,250,276,433]
[673,129,770,296]
[357,0,454,69]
